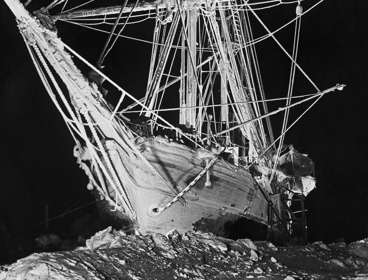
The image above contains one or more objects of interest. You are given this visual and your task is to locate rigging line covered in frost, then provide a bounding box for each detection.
[58,0,95,15]
[24,38,86,147]
[213,84,345,138]
[41,38,135,217]
[120,91,328,114]
[216,2,262,158]
[97,0,128,67]
[157,156,218,213]
[271,1,302,181]
[142,12,181,117]
[146,17,160,101]
[229,0,269,149]
[248,0,300,5]
[59,20,157,48]
[14,0,137,218]
[246,2,321,92]
[256,86,345,161]
[243,9,274,146]
[82,111,135,215]
[174,0,205,108]
[243,0,323,49]
[154,28,182,124]
[60,36,204,149]
[62,11,316,55]
[61,42,202,151]
[26,41,85,140]
[60,0,68,13]
[27,35,130,215]
[102,0,140,68]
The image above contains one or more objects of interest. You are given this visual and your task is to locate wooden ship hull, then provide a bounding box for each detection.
[85,135,270,238]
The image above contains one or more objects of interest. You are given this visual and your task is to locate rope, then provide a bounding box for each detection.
[24,0,32,7]
[202,12,227,136]
[243,10,275,146]
[61,194,91,218]
[5,200,96,238]
[58,0,95,14]
[82,111,135,217]
[59,18,224,53]
[25,37,104,155]
[256,93,328,161]
[82,139,124,211]
[145,17,161,104]
[271,1,302,182]
[174,0,204,103]
[59,20,156,43]
[213,85,343,138]
[246,3,320,92]
[61,0,69,13]
[202,7,245,142]
[97,0,128,67]
[238,10,267,147]
[152,25,182,123]
[60,37,205,150]
[26,42,88,147]
[23,32,113,210]
[28,41,81,131]
[157,156,218,213]
[100,0,140,67]
[143,12,179,117]
[23,20,137,219]
[247,1,322,48]
[45,0,68,11]
[248,3,281,11]
[281,2,302,151]
[141,12,172,116]
[33,26,184,217]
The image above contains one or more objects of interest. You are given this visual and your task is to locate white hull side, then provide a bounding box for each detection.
[101,136,270,237]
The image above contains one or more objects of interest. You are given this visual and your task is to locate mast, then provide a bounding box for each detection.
[185,9,197,129]
[220,45,229,145]
[179,22,186,125]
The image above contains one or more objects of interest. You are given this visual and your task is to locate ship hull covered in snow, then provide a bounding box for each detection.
[83,135,270,238]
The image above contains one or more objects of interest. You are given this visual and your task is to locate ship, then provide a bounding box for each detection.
[4,0,345,244]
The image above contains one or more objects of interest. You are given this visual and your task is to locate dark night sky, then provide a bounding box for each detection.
[0,0,368,244]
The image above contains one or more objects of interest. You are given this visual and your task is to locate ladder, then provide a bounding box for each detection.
[285,195,308,244]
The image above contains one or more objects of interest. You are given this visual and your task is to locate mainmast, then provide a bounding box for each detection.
[184,9,198,129]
